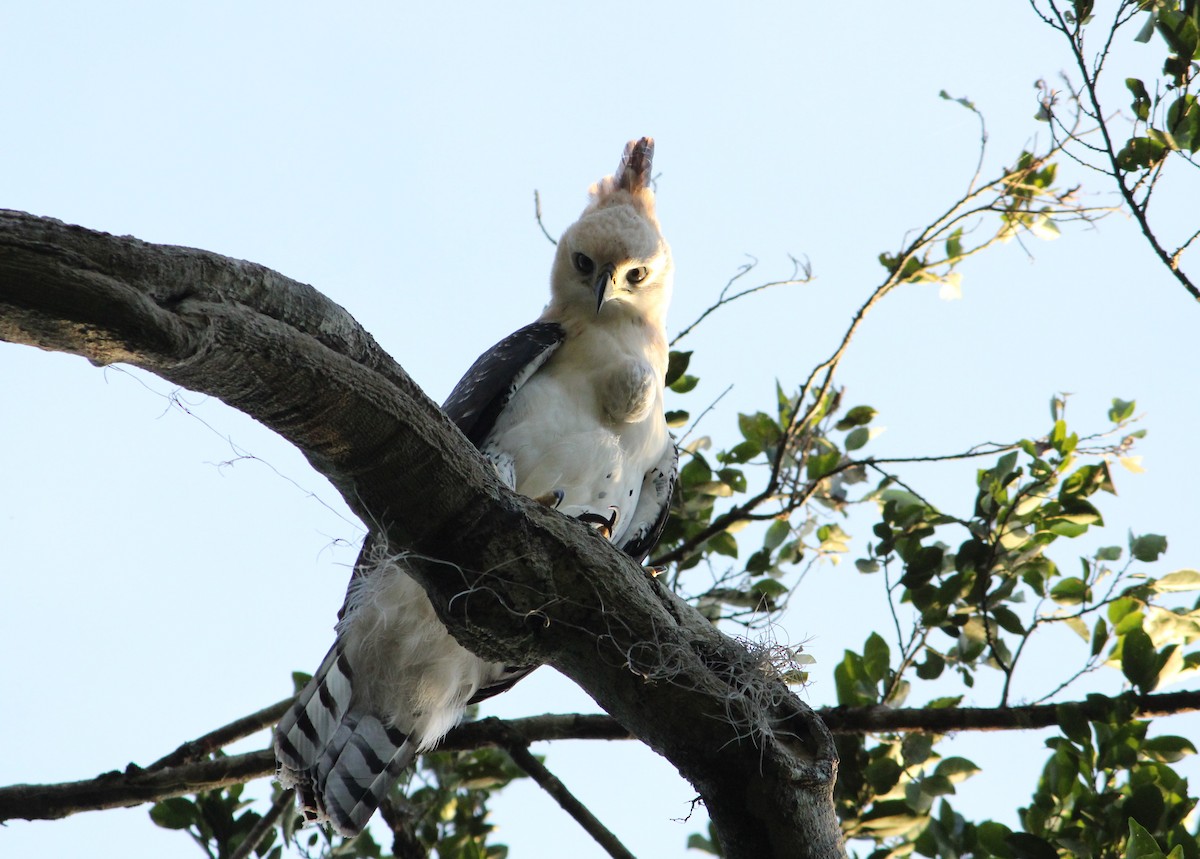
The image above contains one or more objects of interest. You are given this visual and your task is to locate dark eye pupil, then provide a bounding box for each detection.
[626,267,647,284]
[573,253,594,275]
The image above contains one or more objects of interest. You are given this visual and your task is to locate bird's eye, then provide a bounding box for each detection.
[573,253,594,275]
[626,266,648,285]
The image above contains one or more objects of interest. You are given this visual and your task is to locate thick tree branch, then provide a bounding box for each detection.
[0,210,842,859]
[5,691,1197,825]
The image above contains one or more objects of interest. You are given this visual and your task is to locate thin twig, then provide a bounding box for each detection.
[670,256,812,347]
[229,789,293,859]
[149,698,294,770]
[506,742,637,859]
[678,384,733,444]
[533,190,558,246]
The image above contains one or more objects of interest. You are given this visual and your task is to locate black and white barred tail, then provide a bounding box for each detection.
[274,645,415,836]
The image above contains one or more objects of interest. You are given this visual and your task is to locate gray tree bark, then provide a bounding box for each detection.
[0,209,845,859]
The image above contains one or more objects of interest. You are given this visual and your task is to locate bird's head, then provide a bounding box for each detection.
[548,138,673,328]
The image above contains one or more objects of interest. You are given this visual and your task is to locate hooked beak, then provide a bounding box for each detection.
[594,262,616,314]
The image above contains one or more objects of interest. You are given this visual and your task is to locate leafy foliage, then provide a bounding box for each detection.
[150,779,284,859]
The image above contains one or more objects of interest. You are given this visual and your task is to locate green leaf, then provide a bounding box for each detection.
[835,405,876,430]
[749,578,788,605]
[763,519,790,551]
[718,467,746,494]
[855,559,880,574]
[1050,577,1090,606]
[721,440,762,464]
[1045,518,1090,538]
[933,756,980,783]
[1126,818,1168,859]
[1131,533,1168,562]
[1061,462,1116,498]
[977,821,1014,856]
[845,427,869,452]
[916,650,945,680]
[939,89,977,112]
[992,606,1026,635]
[1141,734,1197,763]
[863,632,890,684]
[1121,627,1161,694]
[901,732,934,767]
[745,549,771,575]
[738,411,781,449]
[664,409,689,428]
[1007,832,1060,859]
[1091,617,1110,658]
[1056,702,1091,745]
[1151,569,1200,592]
[1116,135,1168,171]
[707,531,738,558]
[807,447,841,480]
[670,373,699,394]
[945,227,964,260]
[149,797,197,830]
[686,833,721,855]
[1127,78,1152,121]
[1109,397,1137,423]
[834,651,873,706]
[865,757,903,793]
[926,695,963,709]
[1167,94,1200,152]
[664,350,692,388]
[918,774,956,797]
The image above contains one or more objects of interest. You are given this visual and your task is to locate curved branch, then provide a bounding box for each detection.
[0,210,842,859]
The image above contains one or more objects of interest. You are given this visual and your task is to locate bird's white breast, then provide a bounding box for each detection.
[482,321,668,546]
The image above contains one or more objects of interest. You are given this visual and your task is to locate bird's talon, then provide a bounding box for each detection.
[534,489,565,509]
[643,564,667,578]
[576,507,619,539]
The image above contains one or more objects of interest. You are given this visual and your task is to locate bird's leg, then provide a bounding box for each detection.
[575,507,619,540]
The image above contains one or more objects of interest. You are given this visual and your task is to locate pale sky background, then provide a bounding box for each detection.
[3,3,1198,858]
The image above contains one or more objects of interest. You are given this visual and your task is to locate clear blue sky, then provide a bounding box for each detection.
[2,2,1197,857]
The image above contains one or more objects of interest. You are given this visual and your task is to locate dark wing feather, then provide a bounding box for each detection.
[442,321,565,447]
[618,441,679,562]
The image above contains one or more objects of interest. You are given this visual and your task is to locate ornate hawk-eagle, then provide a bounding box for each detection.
[275,137,677,836]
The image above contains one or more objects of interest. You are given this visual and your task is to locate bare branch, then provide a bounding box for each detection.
[505,740,636,859]
[670,256,812,347]
[229,789,293,859]
[6,691,1199,825]
[149,698,293,770]
[533,190,558,246]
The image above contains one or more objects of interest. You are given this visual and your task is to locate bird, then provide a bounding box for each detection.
[273,137,677,837]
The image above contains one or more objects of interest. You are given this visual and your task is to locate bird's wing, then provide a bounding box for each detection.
[442,321,565,445]
[618,439,678,562]
[433,323,566,705]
